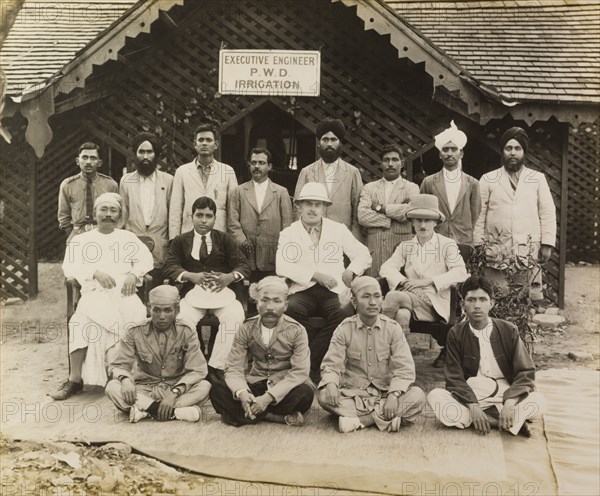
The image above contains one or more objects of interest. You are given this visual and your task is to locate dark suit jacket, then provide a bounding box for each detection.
[163,229,250,296]
[445,319,536,405]
[420,170,481,244]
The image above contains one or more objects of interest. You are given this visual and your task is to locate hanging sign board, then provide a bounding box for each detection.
[219,49,320,97]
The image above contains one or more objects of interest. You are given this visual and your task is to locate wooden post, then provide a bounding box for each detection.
[558,123,569,309]
[28,150,38,298]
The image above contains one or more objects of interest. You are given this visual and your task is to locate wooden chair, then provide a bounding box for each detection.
[195,280,249,360]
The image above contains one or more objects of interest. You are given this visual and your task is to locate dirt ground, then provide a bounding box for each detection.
[1,263,599,495]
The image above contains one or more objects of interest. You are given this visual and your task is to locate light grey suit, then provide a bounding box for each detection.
[228,179,293,273]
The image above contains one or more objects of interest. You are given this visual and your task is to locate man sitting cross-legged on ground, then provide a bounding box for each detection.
[427,276,547,436]
[106,285,211,423]
[163,196,250,380]
[50,192,154,400]
[318,276,426,433]
[210,276,314,427]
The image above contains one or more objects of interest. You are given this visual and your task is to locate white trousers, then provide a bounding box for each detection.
[427,382,546,435]
[178,299,244,370]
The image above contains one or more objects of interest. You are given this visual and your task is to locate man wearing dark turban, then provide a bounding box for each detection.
[474,127,556,295]
[293,118,364,240]
[120,132,173,286]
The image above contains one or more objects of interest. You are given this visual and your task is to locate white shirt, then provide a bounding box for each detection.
[253,178,269,212]
[139,171,156,226]
[191,230,213,260]
[383,177,400,203]
[260,323,274,346]
[443,166,462,214]
[469,321,505,379]
[322,159,339,193]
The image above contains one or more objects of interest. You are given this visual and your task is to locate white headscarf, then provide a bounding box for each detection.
[434,120,467,151]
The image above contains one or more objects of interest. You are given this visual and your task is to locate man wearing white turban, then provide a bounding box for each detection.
[50,193,154,400]
[420,120,481,244]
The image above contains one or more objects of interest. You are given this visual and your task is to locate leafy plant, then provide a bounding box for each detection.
[464,234,543,356]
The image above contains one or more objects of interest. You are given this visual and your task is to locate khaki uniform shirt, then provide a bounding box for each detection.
[319,314,416,394]
[58,172,118,231]
[109,319,207,390]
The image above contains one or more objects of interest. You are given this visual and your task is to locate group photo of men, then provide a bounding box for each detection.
[53,116,555,437]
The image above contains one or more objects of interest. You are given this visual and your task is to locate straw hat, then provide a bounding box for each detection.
[184,285,236,309]
[405,194,445,222]
[294,182,332,205]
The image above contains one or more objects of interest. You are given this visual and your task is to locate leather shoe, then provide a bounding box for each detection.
[49,380,83,401]
[433,347,446,368]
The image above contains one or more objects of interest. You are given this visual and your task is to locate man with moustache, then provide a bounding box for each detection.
[358,144,419,276]
[420,121,481,244]
[50,193,154,400]
[58,142,118,243]
[228,147,293,282]
[276,182,371,384]
[318,276,426,433]
[293,118,363,240]
[169,122,238,237]
[120,132,173,286]
[473,127,556,291]
[210,276,313,427]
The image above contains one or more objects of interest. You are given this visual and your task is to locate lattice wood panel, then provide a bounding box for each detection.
[567,120,600,262]
[0,114,33,300]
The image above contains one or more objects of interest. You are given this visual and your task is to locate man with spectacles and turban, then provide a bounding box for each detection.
[49,193,154,401]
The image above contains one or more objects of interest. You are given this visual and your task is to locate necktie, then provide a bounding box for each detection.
[309,227,319,246]
[199,235,208,262]
[85,177,94,221]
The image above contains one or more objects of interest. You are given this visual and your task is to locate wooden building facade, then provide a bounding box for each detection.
[1,0,599,305]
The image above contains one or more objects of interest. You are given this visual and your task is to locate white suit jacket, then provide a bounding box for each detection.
[473,166,556,254]
[380,233,468,322]
[276,218,371,295]
[169,160,238,238]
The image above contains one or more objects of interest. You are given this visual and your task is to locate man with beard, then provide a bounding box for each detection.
[228,147,293,282]
[169,123,238,237]
[420,121,481,244]
[58,142,118,243]
[358,144,419,276]
[50,193,154,400]
[293,118,363,240]
[473,127,556,292]
[210,276,313,427]
[120,132,173,286]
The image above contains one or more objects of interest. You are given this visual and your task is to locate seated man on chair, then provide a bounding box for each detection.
[276,182,372,384]
[380,194,468,368]
[163,196,250,380]
[106,285,211,423]
[427,276,546,436]
[50,193,154,400]
[210,276,314,427]
[318,276,426,433]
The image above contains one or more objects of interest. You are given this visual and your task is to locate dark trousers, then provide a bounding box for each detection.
[209,376,314,427]
[286,285,355,383]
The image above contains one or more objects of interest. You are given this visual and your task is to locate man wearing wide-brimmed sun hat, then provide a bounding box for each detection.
[380,194,468,367]
[276,182,371,383]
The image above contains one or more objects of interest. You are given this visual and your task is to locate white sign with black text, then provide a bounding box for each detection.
[219,49,320,97]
